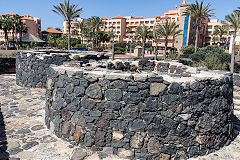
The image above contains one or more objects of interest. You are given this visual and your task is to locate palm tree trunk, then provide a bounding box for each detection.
[142,40,145,58]
[154,46,158,60]
[230,35,236,73]
[164,39,168,60]
[195,25,199,53]
[67,21,71,50]
[4,30,8,50]
[112,42,115,60]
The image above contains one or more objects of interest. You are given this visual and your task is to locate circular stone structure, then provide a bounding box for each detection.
[16,51,109,88]
[45,60,234,159]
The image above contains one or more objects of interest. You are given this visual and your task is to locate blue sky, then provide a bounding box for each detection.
[0,0,239,30]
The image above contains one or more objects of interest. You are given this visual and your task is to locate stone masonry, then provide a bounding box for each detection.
[45,64,234,159]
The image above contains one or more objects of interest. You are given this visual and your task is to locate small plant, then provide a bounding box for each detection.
[115,50,123,54]
[196,54,227,70]
[10,52,16,57]
[74,44,87,48]
[180,45,195,58]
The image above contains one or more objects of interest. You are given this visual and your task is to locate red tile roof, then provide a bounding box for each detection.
[112,16,125,19]
[43,28,62,34]
[102,18,109,20]
[179,2,191,7]
[132,16,144,19]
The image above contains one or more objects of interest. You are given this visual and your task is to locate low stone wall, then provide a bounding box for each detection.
[45,65,234,159]
[16,51,109,88]
[0,57,16,74]
[16,51,71,88]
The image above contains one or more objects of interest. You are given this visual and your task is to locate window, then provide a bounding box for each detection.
[207,25,212,29]
[145,21,149,24]
[135,22,139,24]
[151,21,154,24]
[126,22,129,25]
[113,22,116,25]
[140,21,144,24]
[214,25,220,29]
[117,22,120,25]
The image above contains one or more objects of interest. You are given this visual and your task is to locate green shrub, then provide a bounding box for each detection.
[168,51,179,60]
[189,52,205,62]
[196,54,227,70]
[115,50,123,54]
[10,52,16,57]
[190,45,231,64]
[74,44,87,48]
[180,45,195,58]
[234,63,240,73]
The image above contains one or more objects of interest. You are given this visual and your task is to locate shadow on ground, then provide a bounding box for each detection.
[0,104,9,160]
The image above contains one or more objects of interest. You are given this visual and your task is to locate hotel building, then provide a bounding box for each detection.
[0,13,41,41]
[62,0,233,50]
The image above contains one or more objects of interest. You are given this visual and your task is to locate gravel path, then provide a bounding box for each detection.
[0,74,239,160]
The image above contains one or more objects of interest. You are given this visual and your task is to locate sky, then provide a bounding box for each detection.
[0,0,239,30]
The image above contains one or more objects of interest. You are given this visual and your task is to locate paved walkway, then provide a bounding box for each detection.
[0,74,239,160]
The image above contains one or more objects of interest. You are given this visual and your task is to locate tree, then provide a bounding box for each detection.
[71,29,79,37]
[16,21,28,45]
[52,0,82,50]
[47,34,56,48]
[155,20,182,60]
[213,25,229,46]
[225,13,240,72]
[55,28,62,32]
[75,20,87,44]
[10,14,22,48]
[152,29,162,60]
[86,16,103,49]
[135,25,152,58]
[234,7,240,15]
[183,0,214,52]
[211,36,219,45]
[0,15,13,50]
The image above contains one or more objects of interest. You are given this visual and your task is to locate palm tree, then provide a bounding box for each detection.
[225,13,240,72]
[75,20,87,44]
[213,25,229,46]
[86,16,103,49]
[0,15,13,50]
[155,20,182,60]
[183,0,214,52]
[234,7,240,15]
[152,29,162,60]
[211,36,219,45]
[17,22,28,46]
[126,27,134,53]
[71,29,79,38]
[135,25,152,58]
[11,14,22,48]
[52,0,82,50]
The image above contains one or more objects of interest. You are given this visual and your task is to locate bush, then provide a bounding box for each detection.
[115,50,123,54]
[196,54,227,70]
[181,45,195,58]
[10,52,16,57]
[189,52,205,62]
[234,63,240,73]
[74,44,87,48]
[168,51,179,60]
[190,45,231,64]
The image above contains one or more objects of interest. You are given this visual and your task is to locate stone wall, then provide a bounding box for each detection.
[16,51,109,88]
[16,51,71,88]
[0,57,16,74]
[45,66,234,159]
